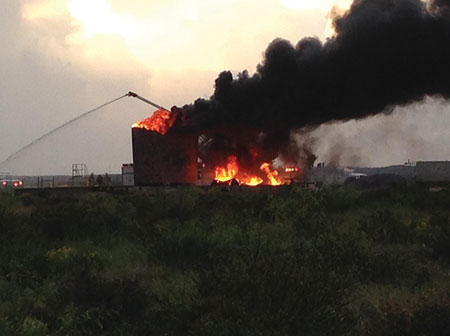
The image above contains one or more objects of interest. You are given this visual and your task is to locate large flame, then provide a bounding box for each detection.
[215,155,238,182]
[260,163,282,186]
[214,156,283,187]
[132,108,177,135]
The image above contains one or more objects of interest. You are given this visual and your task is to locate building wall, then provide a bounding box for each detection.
[132,128,198,185]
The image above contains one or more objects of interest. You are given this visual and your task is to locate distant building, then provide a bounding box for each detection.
[121,163,135,186]
[415,161,450,182]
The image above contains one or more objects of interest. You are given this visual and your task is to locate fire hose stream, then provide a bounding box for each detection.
[0,91,166,167]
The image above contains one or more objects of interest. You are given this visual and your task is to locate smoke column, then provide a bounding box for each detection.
[176,0,450,168]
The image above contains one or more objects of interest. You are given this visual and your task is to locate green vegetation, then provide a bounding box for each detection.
[1,184,450,335]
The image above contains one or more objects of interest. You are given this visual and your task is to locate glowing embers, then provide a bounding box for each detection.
[213,156,283,187]
[132,108,177,135]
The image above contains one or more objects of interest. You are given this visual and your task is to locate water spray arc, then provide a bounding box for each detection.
[0,91,165,167]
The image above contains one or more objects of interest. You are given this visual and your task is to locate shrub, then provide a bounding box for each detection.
[426,212,450,260]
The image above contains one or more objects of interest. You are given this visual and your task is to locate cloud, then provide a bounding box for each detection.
[0,0,153,174]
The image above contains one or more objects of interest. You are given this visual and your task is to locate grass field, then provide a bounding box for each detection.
[1,184,450,335]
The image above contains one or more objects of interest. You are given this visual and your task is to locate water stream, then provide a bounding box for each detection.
[0,94,128,167]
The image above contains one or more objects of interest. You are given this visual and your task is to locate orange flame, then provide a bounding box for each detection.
[260,163,282,186]
[132,108,177,135]
[214,157,283,186]
[240,175,263,186]
[215,155,238,182]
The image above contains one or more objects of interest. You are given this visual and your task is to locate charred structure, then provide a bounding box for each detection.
[132,128,197,186]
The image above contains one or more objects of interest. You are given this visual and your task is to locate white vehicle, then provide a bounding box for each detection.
[340,167,367,179]
[346,172,367,179]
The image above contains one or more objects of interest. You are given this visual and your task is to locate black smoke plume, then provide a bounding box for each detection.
[175,0,450,171]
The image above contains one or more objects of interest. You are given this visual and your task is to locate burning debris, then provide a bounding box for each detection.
[132,0,450,186]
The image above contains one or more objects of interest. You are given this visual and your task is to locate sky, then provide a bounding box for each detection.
[1,0,449,175]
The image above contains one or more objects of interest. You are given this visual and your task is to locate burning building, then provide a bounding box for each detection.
[132,108,197,186]
[132,120,293,186]
[132,0,450,185]
[131,109,297,186]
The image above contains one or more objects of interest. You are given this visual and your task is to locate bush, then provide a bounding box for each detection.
[361,209,416,244]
